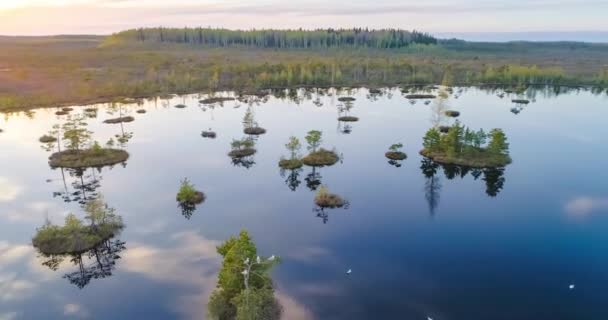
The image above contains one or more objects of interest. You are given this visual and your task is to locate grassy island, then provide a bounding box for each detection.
[385,143,407,160]
[136,109,147,114]
[303,149,339,166]
[32,197,124,255]
[420,122,511,168]
[338,116,359,122]
[243,127,267,135]
[445,110,461,117]
[228,138,256,158]
[103,116,135,124]
[301,130,339,167]
[174,104,187,109]
[315,186,347,208]
[39,135,58,143]
[337,97,356,102]
[512,99,530,104]
[49,148,129,168]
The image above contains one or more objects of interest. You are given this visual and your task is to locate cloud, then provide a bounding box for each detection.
[287,246,334,264]
[121,231,221,320]
[63,303,89,318]
[0,313,18,320]
[565,196,608,216]
[0,177,22,202]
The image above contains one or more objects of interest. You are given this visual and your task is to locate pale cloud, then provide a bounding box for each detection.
[287,246,334,264]
[0,177,22,202]
[0,273,37,302]
[0,312,18,320]
[565,196,608,216]
[63,303,89,318]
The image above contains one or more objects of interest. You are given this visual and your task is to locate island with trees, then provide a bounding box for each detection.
[421,122,511,168]
[46,114,129,168]
[301,130,340,167]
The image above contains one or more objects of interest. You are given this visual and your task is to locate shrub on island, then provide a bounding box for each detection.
[176,178,205,206]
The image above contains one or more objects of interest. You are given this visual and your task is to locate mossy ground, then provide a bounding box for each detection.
[420,149,511,168]
[302,149,339,167]
[49,148,129,168]
[279,158,303,170]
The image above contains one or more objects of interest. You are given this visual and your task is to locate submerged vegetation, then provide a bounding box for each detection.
[421,122,511,168]
[208,230,281,320]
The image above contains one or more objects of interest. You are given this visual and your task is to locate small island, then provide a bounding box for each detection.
[512,99,530,104]
[301,130,339,167]
[49,140,129,168]
[32,197,124,255]
[103,116,135,124]
[445,110,460,117]
[385,143,407,160]
[337,97,356,102]
[39,134,58,143]
[338,116,359,122]
[228,138,256,158]
[136,109,147,114]
[201,130,217,138]
[278,136,303,169]
[315,186,347,208]
[174,104,187,108]
[420,122,511,168]
[176,178,205,206]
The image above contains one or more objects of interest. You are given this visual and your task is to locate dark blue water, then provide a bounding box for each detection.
[0,87,607,320]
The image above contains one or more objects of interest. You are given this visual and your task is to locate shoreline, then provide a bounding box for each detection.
[1,82,604,113]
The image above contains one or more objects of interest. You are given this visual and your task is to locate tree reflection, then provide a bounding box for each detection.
[60,239,126,289]
[305,167,322,191]
[280,168,302,192]
[420,158,507,206]
[421,158,441,217]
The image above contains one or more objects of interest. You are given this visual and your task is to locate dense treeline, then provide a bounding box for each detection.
[107,28,437,48]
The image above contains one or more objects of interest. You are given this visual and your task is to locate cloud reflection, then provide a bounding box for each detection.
[565,196,608,216]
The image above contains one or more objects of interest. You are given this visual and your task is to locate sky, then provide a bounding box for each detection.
[0,0,607,40]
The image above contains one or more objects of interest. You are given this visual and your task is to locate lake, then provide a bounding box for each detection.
[1,86,607,320]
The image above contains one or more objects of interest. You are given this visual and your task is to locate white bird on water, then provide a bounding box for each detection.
[569,284,575,290]
[346,269,352,275]
[427,317,434,320]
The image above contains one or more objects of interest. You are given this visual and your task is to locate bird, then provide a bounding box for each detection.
[268,255,276,261]
[569,284,575,290]
[346,269,352,275]
[427,317,434,320]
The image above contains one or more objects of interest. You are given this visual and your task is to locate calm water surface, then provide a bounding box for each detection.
[1,87,607,320]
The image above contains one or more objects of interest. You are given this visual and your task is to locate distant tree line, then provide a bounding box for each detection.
[109,28,438,48]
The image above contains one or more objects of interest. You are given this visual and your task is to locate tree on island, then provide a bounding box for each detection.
[305,130,322,153]
[208,230,281,320]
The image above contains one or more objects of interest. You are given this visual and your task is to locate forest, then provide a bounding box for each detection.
[107,28,438,48]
